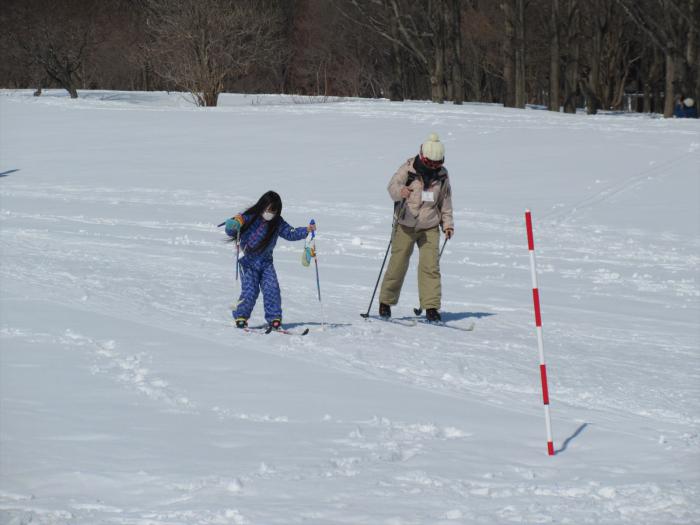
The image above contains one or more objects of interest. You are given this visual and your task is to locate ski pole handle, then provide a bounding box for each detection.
[394,199,407,224]
[310,218,316,239]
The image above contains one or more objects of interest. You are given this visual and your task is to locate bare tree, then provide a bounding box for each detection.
[549,0,561,111]
[514,0,527,107]
[640,46,665,112]
[501,0,516,106]
[578,0,635,114]
[146,0,283,107]
[680,0,700,100]
[616,0,693,117]
[3,0,99,98]
[560,0,580,113]
[280,1,384,98]
[449,0,465,104]
[338,0,427,101]
[460,1,503,102]
[501,0,527,108]
[0,0,693,114]
[339,0,466,103]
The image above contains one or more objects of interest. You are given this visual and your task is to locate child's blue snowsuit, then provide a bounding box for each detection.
[226,213,308,323]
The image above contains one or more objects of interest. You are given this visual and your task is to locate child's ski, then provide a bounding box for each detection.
[268,327,310,336]
[241,325,309,336]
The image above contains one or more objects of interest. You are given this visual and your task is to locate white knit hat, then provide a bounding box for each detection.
[420,133,445,165]
[684,97,695,107]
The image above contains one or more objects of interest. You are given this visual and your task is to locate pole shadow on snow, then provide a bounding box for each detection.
[0,169,20,178]
[555,423,589,455]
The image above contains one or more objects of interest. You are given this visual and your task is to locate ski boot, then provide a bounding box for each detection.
[379,303,391,319]
[235,317,248,329]
[425,308,442,323]
[268,319,282,331]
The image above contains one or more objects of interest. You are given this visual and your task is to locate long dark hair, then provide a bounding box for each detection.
[237,190,283,253]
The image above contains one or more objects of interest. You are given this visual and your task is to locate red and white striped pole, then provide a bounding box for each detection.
[525,210,554,456]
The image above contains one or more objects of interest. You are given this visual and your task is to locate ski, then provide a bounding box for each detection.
[415,319,475,332]
[237,324,310,336]
[298,322,348,333]
[360,314,417,327]
[244,327,309,336]
[411,309,475,331]
[269,327,310,336]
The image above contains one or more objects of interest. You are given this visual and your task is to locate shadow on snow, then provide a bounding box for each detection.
[555,422,589,455]
[440,311,495,322]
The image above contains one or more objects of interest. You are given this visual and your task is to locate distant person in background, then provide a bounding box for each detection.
[674,97,698,118]
[673,95,685,118]
[378,133,454,322]
[682,98,698,118]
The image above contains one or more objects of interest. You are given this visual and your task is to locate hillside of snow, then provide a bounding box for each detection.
[1,90,698,524]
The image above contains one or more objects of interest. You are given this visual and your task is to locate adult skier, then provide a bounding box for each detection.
[378,133,454,322]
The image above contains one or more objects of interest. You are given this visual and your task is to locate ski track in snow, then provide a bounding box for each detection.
[1,90,698,524]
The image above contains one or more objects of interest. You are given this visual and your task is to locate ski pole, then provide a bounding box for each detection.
[235,228,241,282]
[360,199,405,319]
[310,219,321,302]
[414,235,449,316]
[309,219,326,329]
[439,236,448,258]
[230,228,242,320]
[219,218,241,278]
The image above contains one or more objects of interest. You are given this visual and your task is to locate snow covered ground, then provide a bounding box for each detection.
[1,89,698,524]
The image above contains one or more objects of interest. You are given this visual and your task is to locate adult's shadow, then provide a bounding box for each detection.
[440,311,495,322]
[0,169,20,178]
[555,423,589,455]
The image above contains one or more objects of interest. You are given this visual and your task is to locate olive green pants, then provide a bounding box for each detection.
[379,225,441,309]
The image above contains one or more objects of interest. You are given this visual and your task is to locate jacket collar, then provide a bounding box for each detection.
[410,155,447,186]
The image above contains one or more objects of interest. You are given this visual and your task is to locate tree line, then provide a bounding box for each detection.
[1,0,698,116]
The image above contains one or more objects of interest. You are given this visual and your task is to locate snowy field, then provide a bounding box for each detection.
[0,89,698,524]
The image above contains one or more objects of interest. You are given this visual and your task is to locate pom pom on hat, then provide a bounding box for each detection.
[684,97,695,107]
[420,132,445,164]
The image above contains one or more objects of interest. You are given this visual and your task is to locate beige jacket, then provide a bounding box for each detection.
[387,158,454,231]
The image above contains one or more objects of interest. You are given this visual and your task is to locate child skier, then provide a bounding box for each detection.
[225,190,315,330]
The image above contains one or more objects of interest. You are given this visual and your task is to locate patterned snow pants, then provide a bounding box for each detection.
[234,259,282,323]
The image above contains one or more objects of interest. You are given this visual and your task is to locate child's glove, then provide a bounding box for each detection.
[225,216,243,235]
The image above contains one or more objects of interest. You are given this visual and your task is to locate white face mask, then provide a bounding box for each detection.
[262,211,276,221]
